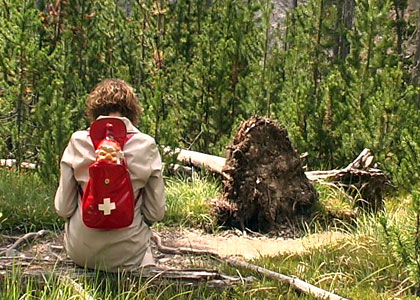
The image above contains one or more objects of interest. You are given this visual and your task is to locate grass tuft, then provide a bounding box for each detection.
[162,173,221,231]
[0,169,62,232]
[313,182,356,220]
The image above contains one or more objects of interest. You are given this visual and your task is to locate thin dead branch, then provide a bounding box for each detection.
[0,229,50,256]
[225,258,348,300]
[0,263,253,289]
[151,231,221,258]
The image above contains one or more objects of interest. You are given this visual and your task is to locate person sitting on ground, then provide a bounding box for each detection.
[55,78,165,271]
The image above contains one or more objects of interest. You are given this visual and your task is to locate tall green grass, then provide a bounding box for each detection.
[2,169,420,298]
[0,267,265,300]
[163,174,220,230]
[0,169,221,232]
[313,182,355,218]
[0,169,62,232]
[240,197,420,299]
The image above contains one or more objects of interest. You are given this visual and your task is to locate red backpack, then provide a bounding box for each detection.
[80,118,139,230]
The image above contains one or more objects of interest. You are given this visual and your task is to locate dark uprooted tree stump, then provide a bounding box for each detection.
[213,116,318,232]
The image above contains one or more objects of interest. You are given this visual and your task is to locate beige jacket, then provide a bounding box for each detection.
[55,116,165,271]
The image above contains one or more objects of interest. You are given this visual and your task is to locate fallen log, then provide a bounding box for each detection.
[174,146,386,187]
[305,148,378,181]
[0,259,254,289]
[174,136,389,213]
[151,231,220,257]
[305,148,390,210]
[176,149,226,175]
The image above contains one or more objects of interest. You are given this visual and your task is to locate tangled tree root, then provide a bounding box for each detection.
[214,116,318,232]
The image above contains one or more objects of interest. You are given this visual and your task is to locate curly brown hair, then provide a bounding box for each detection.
[85,79,143,124]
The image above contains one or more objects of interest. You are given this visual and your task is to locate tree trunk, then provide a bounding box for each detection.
[175,149,226,175]
[341,0,354,59]
[334,0,354,60]
[286,0,299,52]
[416,4,420,105]
[393,1,405,55]
[313,0,324,99]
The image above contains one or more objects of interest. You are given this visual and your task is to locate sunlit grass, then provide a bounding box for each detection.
[162,173,221,230]
[0,169,222,233]
[313,182,356,220]
[236,194,420,300]
[238,235,415,299]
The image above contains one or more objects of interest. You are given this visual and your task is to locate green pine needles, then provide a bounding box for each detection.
[0,0,419,192]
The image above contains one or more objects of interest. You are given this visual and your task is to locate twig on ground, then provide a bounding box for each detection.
[0,266,253,288]
[0,234,20,240]
[151,232,221,258]
[0,230,50,256]
[0,256,59,262]
[226,258,348,300]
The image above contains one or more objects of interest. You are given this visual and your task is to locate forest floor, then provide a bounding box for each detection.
[153,227,347,268]
[0,227,347,271]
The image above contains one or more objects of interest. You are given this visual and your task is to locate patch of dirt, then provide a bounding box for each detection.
[154,228,347,261]
[0,228,347,271]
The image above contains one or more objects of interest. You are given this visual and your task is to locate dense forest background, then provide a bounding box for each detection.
[0,0,419,190]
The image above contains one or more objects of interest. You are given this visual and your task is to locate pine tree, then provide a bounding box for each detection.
[391,0,408,55]
[1,0,419,189]
[333,0,354,60]
[415,3,420,105]
[157,0,266,154]
[0,0,47,168]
